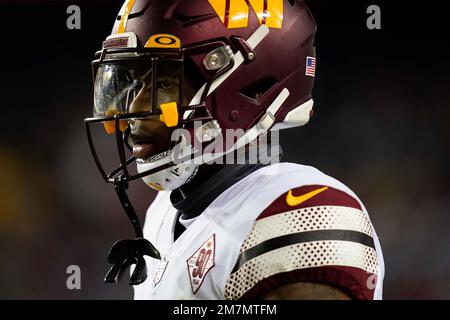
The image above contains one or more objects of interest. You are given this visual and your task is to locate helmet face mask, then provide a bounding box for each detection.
[86,39,236,186]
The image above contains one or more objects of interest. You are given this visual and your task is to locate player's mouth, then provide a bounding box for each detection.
[129,133,163,161]
[128,118,175,162]
[132,141,159,160]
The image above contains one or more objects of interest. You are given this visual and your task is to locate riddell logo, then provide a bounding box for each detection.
[187,234,216,294]
[208,0,283,29]
[103,37,129,49]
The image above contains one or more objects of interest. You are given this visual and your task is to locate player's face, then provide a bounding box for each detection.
[128,65,178,160]
[127,63,199,160]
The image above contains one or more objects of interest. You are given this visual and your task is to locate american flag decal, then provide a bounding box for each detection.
[305,56,316,77]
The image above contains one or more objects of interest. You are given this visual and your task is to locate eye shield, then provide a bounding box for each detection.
[93,63,146,118]
[92,55,184,134]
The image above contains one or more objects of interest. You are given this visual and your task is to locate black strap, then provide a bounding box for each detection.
[173,211,186,241]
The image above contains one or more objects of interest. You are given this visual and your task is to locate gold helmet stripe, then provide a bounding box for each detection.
[117,0,137,34]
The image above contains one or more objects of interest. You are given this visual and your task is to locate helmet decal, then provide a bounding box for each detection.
[208,0,283,29]
[145,34,181,48]
[103,32,138,49]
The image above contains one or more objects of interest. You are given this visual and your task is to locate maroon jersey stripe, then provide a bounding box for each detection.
[239,266,377,300]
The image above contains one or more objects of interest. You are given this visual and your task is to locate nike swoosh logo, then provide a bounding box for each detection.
[286,186,329,207]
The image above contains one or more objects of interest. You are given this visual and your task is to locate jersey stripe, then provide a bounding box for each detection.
[241,205,373,252]
[237,266,377,300]
[225,240,378,300]
[232,229,375,272]
[225,184,379,300]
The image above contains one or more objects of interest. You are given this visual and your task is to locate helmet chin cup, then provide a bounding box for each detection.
[136,133,199,191]
[138,160,199,191]
[136,120,222,191]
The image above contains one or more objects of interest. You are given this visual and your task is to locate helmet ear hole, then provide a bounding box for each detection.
[239,77,277,101]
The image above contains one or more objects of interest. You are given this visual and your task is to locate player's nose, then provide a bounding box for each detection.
[128,84,159,133]
[129,83,152,114]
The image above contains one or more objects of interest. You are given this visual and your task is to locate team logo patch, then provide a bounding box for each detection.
[187,234,216,294]
[152,257,169,287]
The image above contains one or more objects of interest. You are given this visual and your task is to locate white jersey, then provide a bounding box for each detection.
[133,162,385,300]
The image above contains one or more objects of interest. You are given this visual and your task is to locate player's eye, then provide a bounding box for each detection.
[158,79,177,90]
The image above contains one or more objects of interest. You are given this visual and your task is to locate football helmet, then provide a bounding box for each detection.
[85,0,317,284]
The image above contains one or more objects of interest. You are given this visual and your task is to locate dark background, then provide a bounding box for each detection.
[0,0,448,299]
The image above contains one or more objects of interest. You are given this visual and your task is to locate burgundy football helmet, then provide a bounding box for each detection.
[86,0,317,189]
[85,0,317,284]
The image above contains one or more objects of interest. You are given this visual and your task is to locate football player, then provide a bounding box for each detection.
[85,0,385,299]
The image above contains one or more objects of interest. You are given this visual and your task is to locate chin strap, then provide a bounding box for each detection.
[104,175,161,285]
